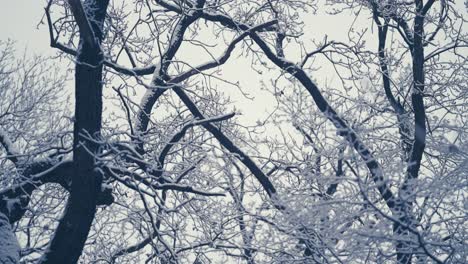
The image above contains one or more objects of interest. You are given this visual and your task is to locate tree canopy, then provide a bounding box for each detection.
[0,0,467,263]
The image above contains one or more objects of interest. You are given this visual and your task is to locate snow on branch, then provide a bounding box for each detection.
[0,127,19,164]
[67,0,98,48]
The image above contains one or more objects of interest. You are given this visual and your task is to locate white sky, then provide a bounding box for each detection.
[0,1,51,55]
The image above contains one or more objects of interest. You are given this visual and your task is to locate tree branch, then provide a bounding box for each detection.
[67,0,98,48]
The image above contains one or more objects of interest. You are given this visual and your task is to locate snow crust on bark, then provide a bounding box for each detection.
[0,213,20,264]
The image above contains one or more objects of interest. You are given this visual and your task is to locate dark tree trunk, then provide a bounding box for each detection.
[396,1,428,262]
[40,1,109,263]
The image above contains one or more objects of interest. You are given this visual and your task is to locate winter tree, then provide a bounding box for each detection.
[0,0,466,263]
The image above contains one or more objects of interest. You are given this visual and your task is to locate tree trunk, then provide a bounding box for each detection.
[396,1,428,262]
[0,213,19,264]
[39,1,109,263]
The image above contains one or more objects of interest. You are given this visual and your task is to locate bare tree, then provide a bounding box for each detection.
[0,0,466,263]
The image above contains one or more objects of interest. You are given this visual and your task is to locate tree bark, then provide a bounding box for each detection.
[395,1,429,262]
[39,1,109,263]
[0,213,19,264]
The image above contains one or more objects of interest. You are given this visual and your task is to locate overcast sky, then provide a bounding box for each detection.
[0,1,51,54]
